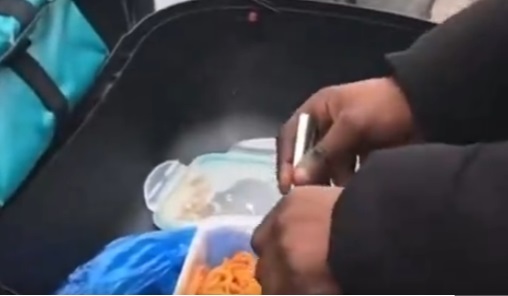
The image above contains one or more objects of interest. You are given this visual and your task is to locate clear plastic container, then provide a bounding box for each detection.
[143,160,189,212]
[152,153,279,229]
[144,138,280,229]
[228,138,276,156]
[173,215,261,295]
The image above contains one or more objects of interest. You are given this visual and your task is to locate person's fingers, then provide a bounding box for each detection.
[276,116,298,194]
[251,196,286,256]
[293,151,331,186]
[252,198,289,294]
[254,256,269,293]
[329,155,356,187]
[277,87,339,192]
[294,112,362,186]
[255,247,283,294]
[251,217,270,256]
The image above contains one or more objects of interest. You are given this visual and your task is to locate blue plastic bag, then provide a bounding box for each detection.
[56,227,196,295]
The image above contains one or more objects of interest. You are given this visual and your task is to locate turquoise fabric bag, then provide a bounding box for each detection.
[0,0,109,206]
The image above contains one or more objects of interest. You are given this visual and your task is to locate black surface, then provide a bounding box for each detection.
[0,0,433,293]
[73,0,155,49]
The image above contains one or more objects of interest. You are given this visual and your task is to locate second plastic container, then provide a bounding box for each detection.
[173,215,262,294]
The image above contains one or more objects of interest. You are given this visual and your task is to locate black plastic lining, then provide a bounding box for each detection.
[71,0,434,136]
[73,0,155,49]
[0,0,433,293]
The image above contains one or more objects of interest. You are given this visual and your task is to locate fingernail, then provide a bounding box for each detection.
[278,184,288,194]
[278,169,291,194]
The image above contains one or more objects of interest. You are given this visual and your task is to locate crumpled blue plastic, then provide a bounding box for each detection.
[55,227,196,295]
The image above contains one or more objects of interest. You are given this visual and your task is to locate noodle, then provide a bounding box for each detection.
[185,251,261,295]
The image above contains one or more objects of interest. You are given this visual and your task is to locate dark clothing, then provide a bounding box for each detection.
[328,0,508,294]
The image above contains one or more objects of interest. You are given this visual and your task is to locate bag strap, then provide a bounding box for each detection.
[0,0,69,140]
[0,0,36,27]
[6,39,69,129]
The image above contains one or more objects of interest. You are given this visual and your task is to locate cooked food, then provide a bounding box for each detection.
[185,251,261,295]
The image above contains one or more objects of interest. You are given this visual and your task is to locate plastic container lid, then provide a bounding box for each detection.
[144,138,280,229]
[153,152,279,229]
[143,160,188,212]
[228,137,275,154]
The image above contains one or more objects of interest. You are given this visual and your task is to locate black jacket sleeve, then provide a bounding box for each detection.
[327,142,508,294]
[387,0,508,144]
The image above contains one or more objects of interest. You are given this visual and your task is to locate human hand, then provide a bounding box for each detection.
[251,186,342,294]
[277,77,415,193]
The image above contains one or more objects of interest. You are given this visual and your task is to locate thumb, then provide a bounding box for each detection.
[294,117,360,186]
[293,145,329,186]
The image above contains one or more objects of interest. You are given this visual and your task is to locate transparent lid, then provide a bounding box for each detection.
[144,138,281,229]
[143,160,189,212]
[228,138,275,154]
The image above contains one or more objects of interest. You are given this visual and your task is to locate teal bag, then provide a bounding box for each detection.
[0,0,109,206]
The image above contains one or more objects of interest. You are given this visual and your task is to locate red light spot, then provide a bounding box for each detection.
[248,11,258,23]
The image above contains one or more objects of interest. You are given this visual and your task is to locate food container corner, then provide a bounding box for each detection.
[173,215,262,294]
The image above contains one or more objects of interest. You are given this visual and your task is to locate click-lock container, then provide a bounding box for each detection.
[143,138,281,229]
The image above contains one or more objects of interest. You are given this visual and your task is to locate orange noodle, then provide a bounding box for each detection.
[185,251,261,294]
